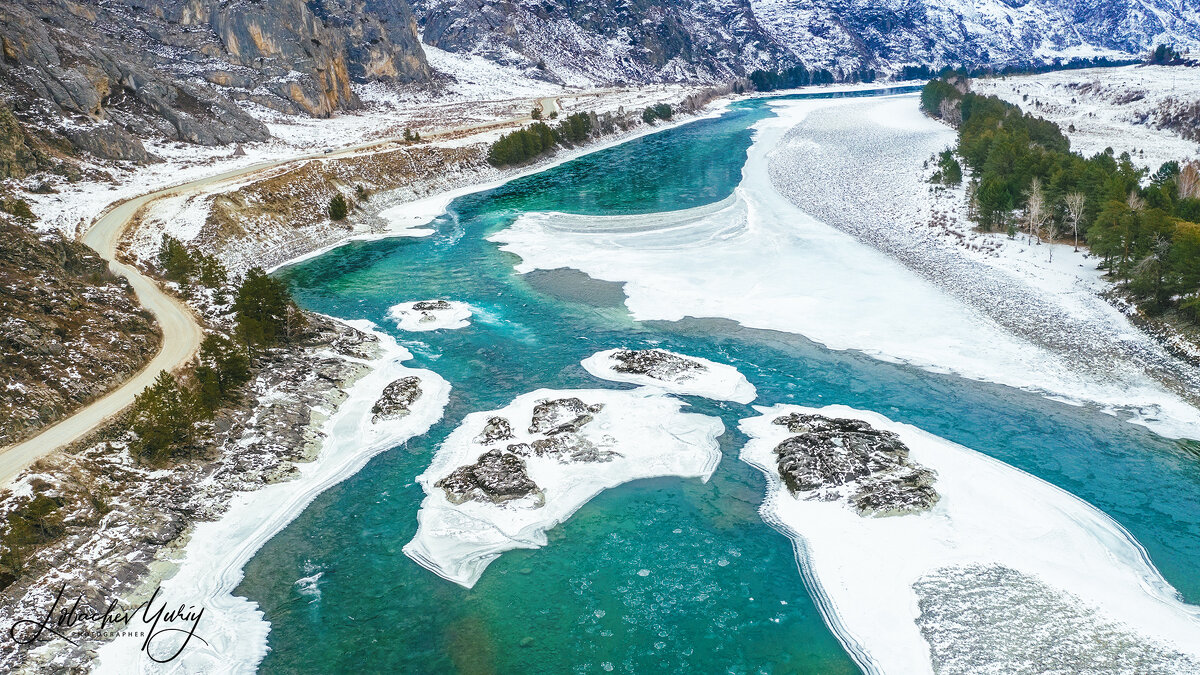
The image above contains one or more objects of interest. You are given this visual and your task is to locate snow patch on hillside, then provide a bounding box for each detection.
[973,65,1200,171]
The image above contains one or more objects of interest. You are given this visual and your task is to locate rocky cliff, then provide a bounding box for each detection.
[0,0,433,167]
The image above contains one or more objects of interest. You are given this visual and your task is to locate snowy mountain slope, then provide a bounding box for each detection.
[413,0,1200,86]
[412,0,786,86]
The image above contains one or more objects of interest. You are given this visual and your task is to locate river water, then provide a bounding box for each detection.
[241,89,1200,674]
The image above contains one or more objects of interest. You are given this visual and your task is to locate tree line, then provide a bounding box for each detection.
[131,240,307,464]
[922,77,1200,323]
[488,111,604,167]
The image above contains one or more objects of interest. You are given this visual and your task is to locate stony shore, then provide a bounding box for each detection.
[0,315,377,673]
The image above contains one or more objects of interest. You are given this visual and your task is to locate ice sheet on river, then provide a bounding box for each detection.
[404,388,723,588]
[489,95,1200,439]
[581,348,757,403]
[740,404,1200,674]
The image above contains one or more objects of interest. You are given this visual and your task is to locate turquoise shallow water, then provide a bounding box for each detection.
[243,90,1200,674]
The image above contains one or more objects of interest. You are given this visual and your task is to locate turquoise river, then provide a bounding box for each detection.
[240,89,1200,674]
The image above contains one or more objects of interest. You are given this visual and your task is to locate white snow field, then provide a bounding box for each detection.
[387,300,474,331]
[490,94,1200,439]
[972,65,1200,171]
[94,321,450,673]
[581,348,757,403]
[740,404,1200,675]
[404,388,723,588]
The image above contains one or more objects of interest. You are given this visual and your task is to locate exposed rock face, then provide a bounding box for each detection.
[371,375,422,422]
[528,397,603,436]
[0,105,54,179]
[524,434,618,463]
[0,218,160,446]
[435,448,542,505]
[437,396,621,505]
[475,416,514,444]
[612,348,704,382]
[412,300,451,311]
[771,413,939,517]
[0,0,432,161]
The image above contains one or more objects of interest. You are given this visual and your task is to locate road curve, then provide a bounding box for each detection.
[0,95,563,487]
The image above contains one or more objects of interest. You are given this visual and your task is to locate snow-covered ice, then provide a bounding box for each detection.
[740,403,1200,674]
[404,388,723,588]
[581,348,756,403]
[386,300,472,331]
[94,321,450,673]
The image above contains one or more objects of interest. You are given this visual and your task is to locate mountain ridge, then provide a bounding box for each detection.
[1,0,1197,165]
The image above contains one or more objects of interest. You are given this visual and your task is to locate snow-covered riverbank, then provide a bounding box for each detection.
[93,322,450,672]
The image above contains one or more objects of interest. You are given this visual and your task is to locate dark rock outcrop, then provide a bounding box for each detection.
[611,348,704,382]
[771,413,939,517]
[412,299,452,311]
[370,375,422,422]
[435,448,542,505]
[525,433,618,464]
[475,416,514,444]
[528,397,603,436]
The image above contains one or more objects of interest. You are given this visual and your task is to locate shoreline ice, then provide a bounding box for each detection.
[93,321,451,673]
[740,403,1200,674]
[404,388,723,588]
[581,348,757,403]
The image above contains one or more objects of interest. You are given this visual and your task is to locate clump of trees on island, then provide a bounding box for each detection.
[921,76,1200,323]
[132,240,306,464]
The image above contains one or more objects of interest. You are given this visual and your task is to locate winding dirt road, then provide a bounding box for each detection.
[0,95,566,487]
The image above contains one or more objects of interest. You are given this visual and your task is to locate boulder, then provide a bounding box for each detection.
[435,449,542,505]
[528,397,602,435]
[770,413,940,517]
[611,348,704,381]
[371,376,422,422]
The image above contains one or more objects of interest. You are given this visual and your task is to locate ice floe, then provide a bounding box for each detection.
[386,299,472,331]
[404,388,723,588]
[581,348,756,403]
[740,403,1200,674]
[94,321,450,673]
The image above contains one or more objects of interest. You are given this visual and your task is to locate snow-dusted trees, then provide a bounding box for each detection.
[234,267,306,350]
[1024,177,1049,245]
[157,235,227,288]
[1063,192,1086,252]
[328,193,349,221]
[129,371,195,464]
[921,75,1200,322]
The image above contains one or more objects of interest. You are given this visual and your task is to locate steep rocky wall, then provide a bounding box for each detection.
[0,0,433,162]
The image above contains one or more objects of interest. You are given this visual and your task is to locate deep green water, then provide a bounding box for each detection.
[242,90,1200,674]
